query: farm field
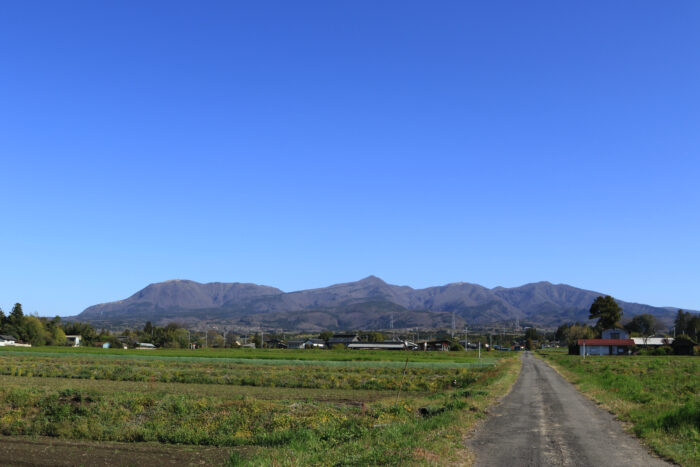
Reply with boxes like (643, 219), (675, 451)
(538, 351), (699, 467)
(0, 347), (521, 465)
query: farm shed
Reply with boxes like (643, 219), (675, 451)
(0, 334), (17, 346)
(631, 337), (674, 347)
(65, 335), (82, 347)
(577, 338), (635, 355)
(418, 340), (451, 351)
(135, 342), (156, 349)
(347, 341), (411, 350)
(327, 334), (360, 347)
(286, 339), (325, 349)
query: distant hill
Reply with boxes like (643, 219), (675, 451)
(72, 276), (687, 331)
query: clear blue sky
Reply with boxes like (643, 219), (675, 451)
(1, 1), (699, 317)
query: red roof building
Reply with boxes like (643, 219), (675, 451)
(577, 338), (634, 356)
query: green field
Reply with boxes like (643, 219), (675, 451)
(538, 352), (699, 467)
(0, 347), (520, 465)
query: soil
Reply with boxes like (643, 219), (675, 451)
(0, 436), (237, 466)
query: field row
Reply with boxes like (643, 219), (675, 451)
(0, 354), (488, 391)
(0, 346), (501, 362)
(0, 355), (522, 465)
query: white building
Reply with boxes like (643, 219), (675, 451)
(66, 335), (82, 347)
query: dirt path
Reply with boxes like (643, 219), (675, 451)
(0, 436), (235, 466)
(466, 352), (670, 467)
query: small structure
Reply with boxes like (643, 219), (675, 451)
(327, 334), (360, 348)
(65, 335), (82, 347)
(93, 342), (110, 349)
(631, 337), (674, 347)
(0, 335), (17, 346)
(135, 342), (156, 349)
(418, 340), (451, 351)
(347, 340), (417, 351)
(264, 338), (286, 349)
(578, 329), (634, 356)
(285, 338), (325, 349)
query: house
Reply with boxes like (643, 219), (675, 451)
(93, 342), (110, 349)
(285, 339), (325, 349)
(0, 335), (16, 346)
(327, 334), (360, 347)
(578, 328), (634, 356)
(416, 340), (451, 351)
(135, 342), (156, 349)
(264, 338), (286, 349)
(347, 340), (417, 351)
(65, 335), (82, 347)
(631, 337), (674, 347)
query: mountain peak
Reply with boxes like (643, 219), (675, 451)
(358, 275), (386, 284)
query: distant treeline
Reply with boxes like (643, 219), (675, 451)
(0, 303), (194, 348)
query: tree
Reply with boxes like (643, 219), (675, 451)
(319, 331), (334, 341)
(253, 333), (262, 348)
(524, 328), (539, 341)
(671, 334), (697, 356)
(625, 314), (657, 346)
(589, 296), (623, 331)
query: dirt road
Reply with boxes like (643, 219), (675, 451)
(467, 352), (670, 467)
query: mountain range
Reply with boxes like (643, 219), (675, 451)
(72, 276), (688, 332)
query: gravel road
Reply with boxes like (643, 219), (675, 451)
(467, 352), (671, 467)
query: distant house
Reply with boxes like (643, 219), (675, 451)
(347, 340), (417, 351)
(65, 335), (82, 347)
(285, 339), (325, 349)
(264, 338), (286, 349)
(135, 342), (156, 349)
(418, 340), (451, 351)
(93, 342), (110, 349)
(327, 334), (360, 347)
(0, 335), (16, 346)
(578, 328), (634, 356)
(631, 337), (674, 347)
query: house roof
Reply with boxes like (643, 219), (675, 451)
(347, 342), (406, 349)
(631, 337), (674, 346)
(0, 335), (16, 341)
(328, 335), (359, 343)
(577, 339), (635, 346)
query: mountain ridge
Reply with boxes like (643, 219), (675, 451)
(72, 276), (691, 331)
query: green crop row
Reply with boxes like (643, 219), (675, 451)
(0, 354), (489, 392)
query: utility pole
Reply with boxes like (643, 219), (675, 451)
(451, 312), (455, 338)
(464, 325), (468, 351)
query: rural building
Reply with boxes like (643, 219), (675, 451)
(327, 334), (360, 347)
(264, 338), (286, 349)
(135, 342), (156, 349)
(578, 328), (634, 355)
(347, 340), (418, 350)
(285, 339), (325, 349)
(65, 335), (82, 347)
(0, 335), (17, 346)
(93, 342), (110, 348)
(631, 337), (674, 347)
(418, 340), (451, 351)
